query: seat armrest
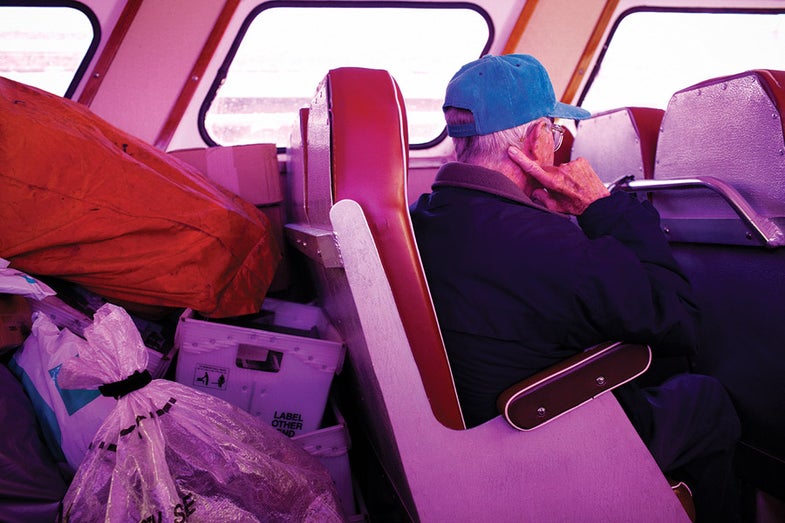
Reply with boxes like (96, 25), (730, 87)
(497, 341), (652, 430)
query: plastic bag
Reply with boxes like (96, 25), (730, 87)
(58, 303), (344, 523)
(8, 312), (116, 475)
(0, 257), (55, 300)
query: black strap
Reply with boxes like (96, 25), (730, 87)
(99, 369), (152, 399)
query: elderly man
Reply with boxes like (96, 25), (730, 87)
(410, 54), (741, 522)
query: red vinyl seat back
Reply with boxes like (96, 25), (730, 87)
(554, 125), (574, 166)
(324, 67), (465, 429)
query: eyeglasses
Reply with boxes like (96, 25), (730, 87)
(550, 122), (566, 151)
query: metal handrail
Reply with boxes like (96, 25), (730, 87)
(613, 176), (785, 247)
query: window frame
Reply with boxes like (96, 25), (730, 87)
(0, 0), (100, 98)
(578, 6), (785, 112)
(198, 0), (493, 151)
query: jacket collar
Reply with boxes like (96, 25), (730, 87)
(432, 162), (558, 214)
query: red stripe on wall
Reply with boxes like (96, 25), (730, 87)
(153, 0), (240, 150)
(78, 0), (143, 107)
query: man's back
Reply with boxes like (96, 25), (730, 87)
(411, 161), (699, 426)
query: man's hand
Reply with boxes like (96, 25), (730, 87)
(508, 144), (609, 215)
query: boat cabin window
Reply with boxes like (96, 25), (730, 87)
(200, 3), (491, 149)
(0, 2), (97, 98)
(581, 9), (785, 112)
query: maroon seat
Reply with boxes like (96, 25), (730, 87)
(285, 66), (691, 522)
(572, 106), (664, 184)
(653, 69), (785, 228)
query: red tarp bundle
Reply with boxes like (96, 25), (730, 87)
(0, 77), (280, 318)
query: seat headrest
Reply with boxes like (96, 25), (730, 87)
(655, 70), (785, 218)
(572, 107), (664, 183)
(317, 67), (466, 429)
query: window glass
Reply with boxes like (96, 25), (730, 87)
(0, 4), (95, 97)
(581, 10), (785, 112)
(202, 4), (490, 148)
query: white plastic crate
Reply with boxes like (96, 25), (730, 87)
(293, 401), (362, 520)
(174, 298), (345, 436)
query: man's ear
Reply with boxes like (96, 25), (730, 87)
(521, 119), (555, 167)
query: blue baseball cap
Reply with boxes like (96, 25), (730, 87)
(444, 54), (591, 137)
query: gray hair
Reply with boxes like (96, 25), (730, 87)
(445, 107), (533, 167)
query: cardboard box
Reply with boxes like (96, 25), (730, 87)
(168, 143), (283, 206)
(257, 200), (291, 292)
(174, 298), (345, 436)
(169, 143), (291, 292)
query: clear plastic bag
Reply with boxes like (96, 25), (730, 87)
(58, 303), (344, 522)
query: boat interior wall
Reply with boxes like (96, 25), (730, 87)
(158, 0), (530, 154)
(70, 0), (603, 154)
(504, 0), (609, 102)
(68, 1), (128, 103)
(84, 0), (227, 145)
(572, 106), (664, 184)
(286, 66), (691, 521)
(76, 1), (140, 107)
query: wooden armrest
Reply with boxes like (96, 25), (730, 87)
(497, 341), (652, 430)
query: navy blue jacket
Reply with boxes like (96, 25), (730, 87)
(410, 162), (700, 428)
